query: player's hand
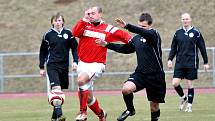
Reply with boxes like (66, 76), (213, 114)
(204, 64), (209, 72)
(83, 9), (91, 22)
(72, 62), (78, 71)
(40, 69), (46, 77)
(167, 60), (173, 69)
(115, 18), (126, 28)
(95, 39), (108, 47)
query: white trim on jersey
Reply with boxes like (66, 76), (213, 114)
(110, 27), (118, 33)
(105, 25), (113, 32)
(83, 30), (106, 40)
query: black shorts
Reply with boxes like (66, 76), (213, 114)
(173, 68), (197, 80)
(46, 65), (69, 89)
(127, 72), (166, 103)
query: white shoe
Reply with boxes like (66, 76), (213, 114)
(185, 105), (192, 112)
(75, 111), (87, 121)
(179, 97), (188, 111)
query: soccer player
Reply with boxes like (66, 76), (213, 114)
(39, 13), (78, 121)
(95, 13), (166, 121)
(72, 6), (131, 121)
(167, 13), (209, 112)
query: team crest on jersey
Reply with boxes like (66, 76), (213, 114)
(63, 33), (68, 39)
(189, 32), (194, 38)
(140, 38), (146, 43)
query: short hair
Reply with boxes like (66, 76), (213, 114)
(51, 12), (65, 25)
(91, 6), (102, 13)
(139, 13), (153, 25)
(96, 6), (102, 13)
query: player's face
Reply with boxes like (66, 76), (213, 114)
(52, 16), (64, 30)
(138, 21), (151, 30)
(181, 14), (192, 27)
(88, 7), (101, 23)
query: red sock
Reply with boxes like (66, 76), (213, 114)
(78, 90), (89, 112)
(88, 99), (102, 115)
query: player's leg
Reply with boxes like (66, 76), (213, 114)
(75, 72), (90, 121)
(184, 79), (194, 112)
(172, 68), (187, 110)
(184, 68), (197, 112)
(47, 66), (65, 121)
(172, 78), (187, 110)
(88, 90), (107, 121)
(87, 63), (107, 121)
(117, 78), (136, 121)
(146, 72), (165, 121)
(150, 102), (160, 121)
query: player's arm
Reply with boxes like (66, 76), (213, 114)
(168, 33), (177, 61)
(167, 34), (178, 69)
(39, 34), (49, 70)
(72, 9), (90, 37)
(196, 32), (208, 64)
(115, 18), (155, 44)
(107, 29), (132, 44)
(69, 35), (79, 64)
(39, 34), (49, 76)
(72, 19), (88, 37)
(125, 24), (156, 42)
(95, 39), (135, 54)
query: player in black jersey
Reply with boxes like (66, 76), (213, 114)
(96, 13), (166, 121)
(167, 13), (209, 112)
(39, 13), (78, 121)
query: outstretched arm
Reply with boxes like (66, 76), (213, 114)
(95, 39), (135, 54)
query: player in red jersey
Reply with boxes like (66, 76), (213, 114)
(72, 6), (131, 121)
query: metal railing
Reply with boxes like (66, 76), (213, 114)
(0, 48), (215, 92)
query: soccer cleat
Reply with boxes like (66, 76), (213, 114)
(75, 111), (87, 121)
(184, 105), (192, 112)
(98, 109), (107, 121)
(179, 97), (188, 111)
(51, 115), (66, 121)
(117, 110), (135, 121)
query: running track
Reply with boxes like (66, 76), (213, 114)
(0, 88), (215, 99)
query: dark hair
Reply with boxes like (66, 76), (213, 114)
(139, 13), (153, 25)
(51, 12), (65, 26)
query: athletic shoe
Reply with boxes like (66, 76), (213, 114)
(75, 111), (87, 121)
(51, 115), (66, 121)
(98, 109), (107, 121)
(117, 110), (135, 121)
(179, 97), (188, 111)
(184, 105), (192, 112)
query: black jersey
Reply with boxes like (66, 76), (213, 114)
(39, 28), (78, 69)
(106, 24), (164, 74)
(168, 26), (208, 69)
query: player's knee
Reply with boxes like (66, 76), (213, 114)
(150, 101), (159, 112)
(122, 86), (132, 94)
(77, 79), (87, 86)
(172, 79), (180, 87)
(77, 73), (90, 86)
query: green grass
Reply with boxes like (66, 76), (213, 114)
(1, 93), (215, 121)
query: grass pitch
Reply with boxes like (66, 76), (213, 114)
(1, 92), (215, 121)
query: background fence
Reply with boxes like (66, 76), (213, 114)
(0, 48), (215, 93)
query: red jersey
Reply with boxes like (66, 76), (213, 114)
(72, 19), (131, 64)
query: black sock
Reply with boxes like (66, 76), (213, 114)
(52, 106), (62, 119)
(174, 85), (185, 97)
(188, 88), (194, 104)
(151, 109), (160, 121)
(123, 93), (135, 111)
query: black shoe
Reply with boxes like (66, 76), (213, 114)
(117, 110), (135, 121)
